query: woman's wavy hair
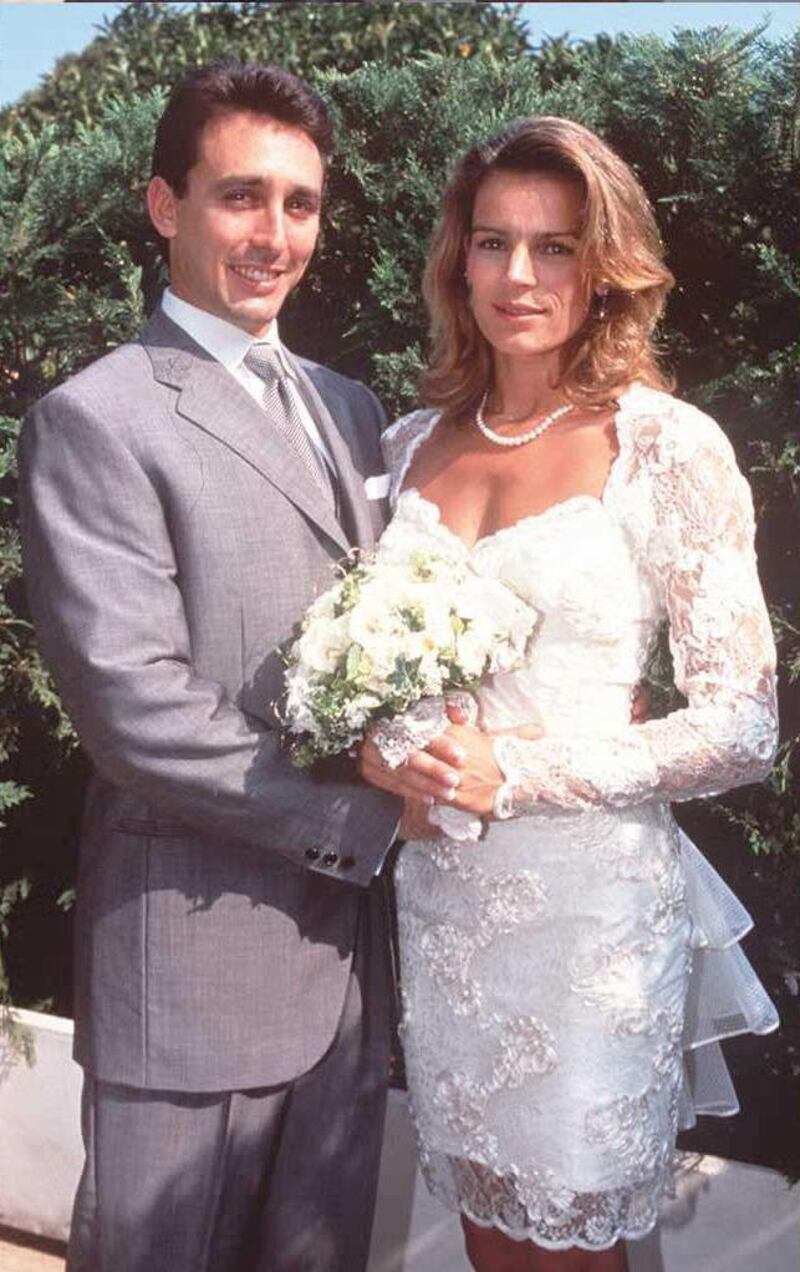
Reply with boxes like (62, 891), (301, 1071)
(421, 116), (675, 419)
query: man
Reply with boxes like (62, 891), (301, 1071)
(18, 62), (453, 1272)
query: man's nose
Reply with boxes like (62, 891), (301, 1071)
(506, 245), (537, 285)
(251, 202), (287, 253)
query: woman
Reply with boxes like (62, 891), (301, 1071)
(360, 117), (779, 1271)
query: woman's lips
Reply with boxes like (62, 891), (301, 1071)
(493, 302), (547, 319)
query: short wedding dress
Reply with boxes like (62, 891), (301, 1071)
(381, 383), (779, 1250)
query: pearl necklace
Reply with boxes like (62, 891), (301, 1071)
(474, 391), (573, 447)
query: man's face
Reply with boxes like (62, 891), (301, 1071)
(148, 109), (324, 336)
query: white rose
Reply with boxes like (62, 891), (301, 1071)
(296, 613), (350, 675)
(347, 584), (402, 653)
(455, 629), (490, 679)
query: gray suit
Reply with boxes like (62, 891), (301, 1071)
(19, 306), (401, 1269)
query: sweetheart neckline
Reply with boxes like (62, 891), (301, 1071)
(391, 397), (628, 553)
(395, 488), (607, 553)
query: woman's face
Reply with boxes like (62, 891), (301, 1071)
(465, 168), (592, 366)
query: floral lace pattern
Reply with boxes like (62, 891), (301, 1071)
(384, 386), (779, 1249)
(486, 389), (778, 816)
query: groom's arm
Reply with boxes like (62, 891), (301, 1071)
(18, 386), (401, 887)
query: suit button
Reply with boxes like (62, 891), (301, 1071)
(322, 851), (339, 867)
(339, 855), (355, 871)
(305, 847), (321, 862)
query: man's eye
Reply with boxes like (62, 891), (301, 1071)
(225, 190), (252, 205)
(288, 197), (317, 214)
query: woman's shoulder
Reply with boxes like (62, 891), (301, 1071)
(617, 382), (736, 470)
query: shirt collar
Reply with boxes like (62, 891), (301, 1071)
(161, 288), (298, 381)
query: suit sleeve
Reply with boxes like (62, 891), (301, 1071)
(18, 389), (401, 886)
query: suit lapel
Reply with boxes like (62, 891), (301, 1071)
(291, 357), (378, 554)
(141, 309), (350, 556)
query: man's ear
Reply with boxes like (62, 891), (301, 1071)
(147, 176), (179, 241)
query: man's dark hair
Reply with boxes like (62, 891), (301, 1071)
(152, 61), (335, 194)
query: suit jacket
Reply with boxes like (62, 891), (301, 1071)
(18, 306), (401, 1092)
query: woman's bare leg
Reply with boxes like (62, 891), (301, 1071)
(461, 1215), (630, 1272)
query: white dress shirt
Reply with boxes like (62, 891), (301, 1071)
(161, 289), (335, 470)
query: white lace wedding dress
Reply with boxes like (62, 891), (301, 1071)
(381, 383), (779, 1250)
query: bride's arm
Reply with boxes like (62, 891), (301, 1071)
(438, 408), (778, 818)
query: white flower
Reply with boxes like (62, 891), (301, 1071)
(454, 628), (490, 678)
(294, 613), (350, 675)
(284, 670), (317, 733)
(343, 692), (382, 730)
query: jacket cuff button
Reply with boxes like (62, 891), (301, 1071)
(305, 847), (321, 862)
(322, 851), (339, 867)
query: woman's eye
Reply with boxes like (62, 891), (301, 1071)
(475, 237), (505, 251)
(542, 242), (573, 256)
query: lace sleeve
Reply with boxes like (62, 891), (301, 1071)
(493, 406), (778, 817)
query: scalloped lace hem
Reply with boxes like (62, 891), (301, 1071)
(454, 1204), (656, 1252)
(421, 1154), (668, 1251)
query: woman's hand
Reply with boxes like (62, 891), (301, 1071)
(357, 731), (466, 801)
(422, 723), (502, 816)
(359, 704), (546, 816)
(360, 686), (647, 815)
(422, 704), (546, 817)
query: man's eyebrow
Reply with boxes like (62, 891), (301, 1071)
(213, 175), (322, 203)
(214, 175), (262, 189)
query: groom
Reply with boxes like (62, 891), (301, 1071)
(19, 62), (454, 1272)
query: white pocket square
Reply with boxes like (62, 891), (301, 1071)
(365, 473), (391, 499)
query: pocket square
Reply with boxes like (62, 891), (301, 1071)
(365, 473), (391, 499)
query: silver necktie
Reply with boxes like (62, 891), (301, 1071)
(244, 344), (335, 505)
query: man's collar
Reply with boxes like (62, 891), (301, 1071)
(160, 288), (297, 381)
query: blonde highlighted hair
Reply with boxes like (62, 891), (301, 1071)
(421, 116), (674, 419)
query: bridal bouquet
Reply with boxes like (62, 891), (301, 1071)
(283, 541), (537, 781)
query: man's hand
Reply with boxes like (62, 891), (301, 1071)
(399, 797), (439, 842)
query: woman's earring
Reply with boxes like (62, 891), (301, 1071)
(596, 289), (609, 321)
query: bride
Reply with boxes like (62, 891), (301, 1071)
(360, 116), (778, 1271)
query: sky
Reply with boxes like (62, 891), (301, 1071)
(0, 2), (798, 109)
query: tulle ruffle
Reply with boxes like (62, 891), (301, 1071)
(676, 829), (779, 1129)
